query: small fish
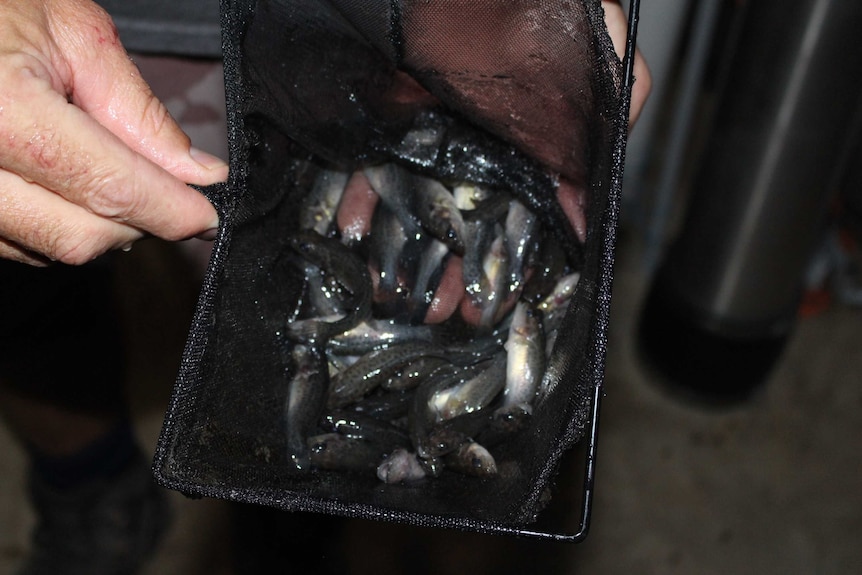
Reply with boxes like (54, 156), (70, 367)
(307, 433), (391, 472)
(377, 448), (428, 484)
(429, 354), (506, 422)
(320, 410), (410, 448)
(537, 272), (580, 315)
(409, 174), (465, 255)
(407, 238), (450, 324)
(350, 389), (415, 420)
(502, 301), (545, 413)
(462, 218), (497, 301)
(504, 199), (539, 293)
(387, 108), (584, 269)
(286, 230), (372, 344)
(538, 271), (581, 354)
(420, 426), (470, 459)
(366, 164), (466, 255)
(477, 232), (510, 331)
(302, 264), (345, 318)
(327, 341), (449, 409)
(326, 351), (357, 379)
(409, 362), (485, 459)
(489, 403), (532, 439)
(418, 455), (445, 478)
(443, 441), (498, 477)
(327, 318), (436, 356)
(424, 400), (529, 457)
(284, 344), (329, 472)
(452, 182), (494, 211)
(300, 169), (349, 236)
(380, 356), (450, 392)
(370, 204), (409, 316)
(364, 164), (421, 237)
(466, 191), (512, 222)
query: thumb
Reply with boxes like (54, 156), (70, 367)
(47, 0), (228, 186)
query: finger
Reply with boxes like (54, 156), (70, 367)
(46, 0), (228, 186)
(0, 169), (142, 265)
(424, 255), (464, 324)
(629, 49), (652, 127)
(557, 178), (588, 244)
(0, 54), (218, 241)
(601, 0), (652, 128)
(0, 238), (51, 267)
(337, 171), (379, 244)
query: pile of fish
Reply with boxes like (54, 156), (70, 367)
(281, 162), (581, 483)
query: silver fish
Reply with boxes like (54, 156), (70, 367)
(307, 433), (390, 472)
(538, 271), (581, 355)
(284, 344), (329, 472)
(453, 182), (493, 211)
(502, 301), (545, 413)
(478, 232), (510, 331)
(490, 403), (532, 437)
(370, 203), (409, 316)
(504, 199), (539, 293)
(462, 218), (497, 301)
(420, 426), (470, 458)
(429, 354), (506, 422)
(286, 230), (372, 344)
(364, 164), (421, 237)
(302, 264), (345, 318)
(407, 238), (450, 324)
(327, 341), (448, 409)
(320, 411), (410, 448)
(380, 356), (450, 392)
(388, 108), (584, 269)
(328, 318), (436, 356)
(410, 174), (465, 255)
(409, 362), (485, 459)
(365, 164), (465, 255)
(538, 272), (580, 323)
(350, 388), (414, 420)
(443, 441), (497, 477)
(300, 169), (349, 236)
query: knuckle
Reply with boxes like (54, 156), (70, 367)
(0, 52), (55, 91)
(77, 161), (146, 222)
(0, 52), (56, 144)
(49, 227), (109, 265)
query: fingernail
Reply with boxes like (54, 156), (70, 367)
(190, 147), (229, 171)
(197, 226), (219, 241)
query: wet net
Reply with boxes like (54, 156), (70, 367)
(153, 0), (634, 534)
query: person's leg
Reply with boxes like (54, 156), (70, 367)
(0, 54), (228, 575)
(0, 257), (171, 575)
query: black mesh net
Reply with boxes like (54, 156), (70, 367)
(154, 0), (632, 534)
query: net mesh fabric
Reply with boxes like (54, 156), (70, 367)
(154, 0), (628, 531)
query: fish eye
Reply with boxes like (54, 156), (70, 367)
(291, 239), (312, 254)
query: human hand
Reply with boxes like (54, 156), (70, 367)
(0, 0), (228, 266)
(602, 0), (651, 128)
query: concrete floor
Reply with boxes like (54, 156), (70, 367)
(1, 227), (859, 574)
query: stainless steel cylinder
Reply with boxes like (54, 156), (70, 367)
(640, 0), (862, 400)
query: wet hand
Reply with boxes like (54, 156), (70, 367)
(0, 0), (228, 266)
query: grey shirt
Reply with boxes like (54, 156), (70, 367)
(97, 0), (222, 58)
